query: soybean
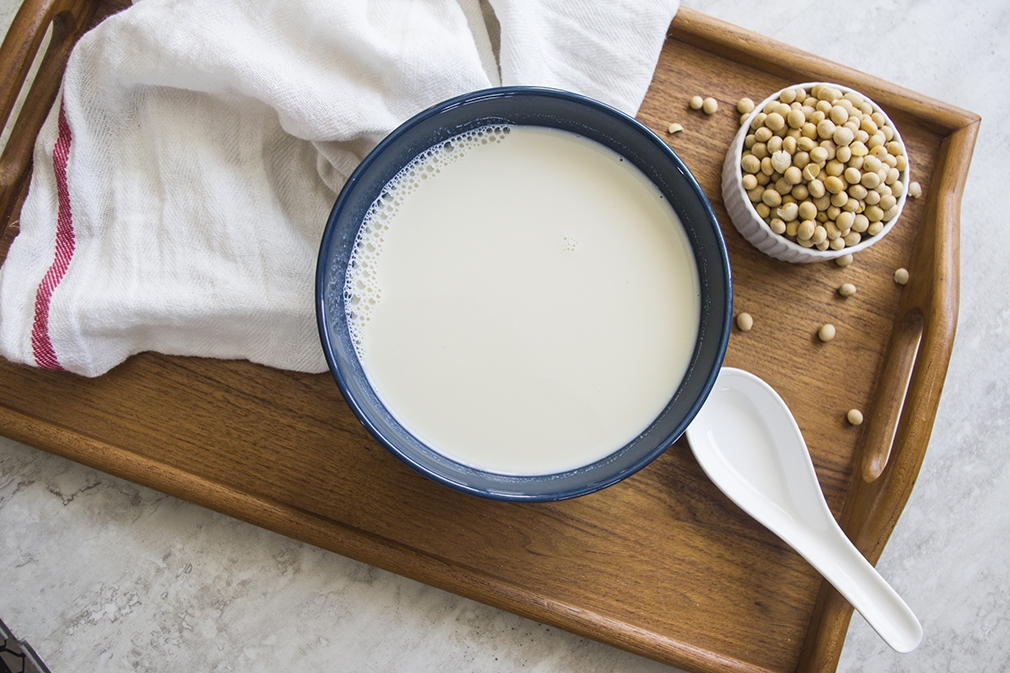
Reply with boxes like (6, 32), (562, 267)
(771, 150), (792, 174)
(765, 112), (785, 131)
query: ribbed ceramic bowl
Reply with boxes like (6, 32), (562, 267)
(722, 82), (910, 263)
(316, 87), (732, 502)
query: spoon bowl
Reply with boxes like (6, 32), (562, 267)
(685, 367), (922, 653)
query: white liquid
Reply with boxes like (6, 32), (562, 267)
(345, 125), (700, 476)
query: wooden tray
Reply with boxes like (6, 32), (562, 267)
(0, 2), (979, 671)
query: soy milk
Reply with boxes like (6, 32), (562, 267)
(345, 125), (700, 475)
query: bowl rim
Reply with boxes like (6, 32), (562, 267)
(315, 86), (732, 501)
(725, 82), (910, 262)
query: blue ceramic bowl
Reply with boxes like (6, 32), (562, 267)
(316, 87), (731, 501)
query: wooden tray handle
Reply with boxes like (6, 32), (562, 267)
(848, 122), (972, 561)
(0, 0), (99, 230)
(859, 124), (966, 489)
(861, 308), (924, 482)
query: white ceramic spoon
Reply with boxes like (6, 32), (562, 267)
(685, 367), (922, 653)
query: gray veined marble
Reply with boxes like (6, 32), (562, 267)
(3, 0), (1009, 671)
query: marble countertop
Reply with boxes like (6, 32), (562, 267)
(2, 1), (1006, 671)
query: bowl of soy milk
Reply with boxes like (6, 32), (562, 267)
(316, 87), (731, 501)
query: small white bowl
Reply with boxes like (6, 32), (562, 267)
(722, 82), (910, 263)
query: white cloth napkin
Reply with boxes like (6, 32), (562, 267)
(0, 0), (679, 377)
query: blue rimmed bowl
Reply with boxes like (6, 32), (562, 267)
(316, 87), (731, 501)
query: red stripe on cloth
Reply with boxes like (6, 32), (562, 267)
(30, 102), (76, 370)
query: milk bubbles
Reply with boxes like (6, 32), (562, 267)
(343, 125), (511, 355)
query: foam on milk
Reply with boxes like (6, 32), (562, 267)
(344, 125), (512, 347)
(344, 125), (700, 476)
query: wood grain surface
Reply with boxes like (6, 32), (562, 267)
(0, 2), (979, 672)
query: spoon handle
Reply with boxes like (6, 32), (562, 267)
(795, 522), (922, 653)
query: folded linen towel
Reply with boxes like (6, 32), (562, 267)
(0, 0), (679, 377)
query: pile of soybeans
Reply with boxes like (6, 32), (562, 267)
(739, 83), (908, 251)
